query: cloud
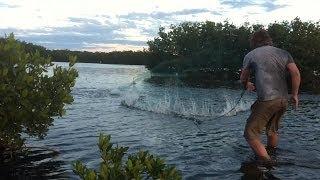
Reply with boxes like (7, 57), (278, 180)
(82, 43), (147, 52)
(261, 1), (288, 12)
(68, 17), (102, 25)
(0, 17), (147, 51)
(220, 0), (256, 9)
(220, 0), (288, 12)
(117, 8), (223, 37)
(119, 8), (222, 20)
(0, 2), (20, 8)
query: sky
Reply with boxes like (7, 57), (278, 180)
(0, 0), (319, 52)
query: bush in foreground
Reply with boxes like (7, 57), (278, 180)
(73, 134), (181, 180)
(0, 34), (78, 160)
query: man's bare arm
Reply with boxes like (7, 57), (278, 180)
(240, 68), (255, 91)
(287, 63), (301, 95)
(240, 69), (250, 86)
(287, 63), (301, 108)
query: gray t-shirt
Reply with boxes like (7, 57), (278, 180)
(243, 45), (294, 101)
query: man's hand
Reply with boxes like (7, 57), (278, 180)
(291, 94), (299, 109)
(246, 82), (256, 92)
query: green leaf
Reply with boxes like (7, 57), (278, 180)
(85, 170), (97, 180)
(26, 76), (33, 83)
(127, 159), (133, 170)
(2, 68), (8, 76)
(21, 89), (28, 98)
(68, 55), (77, 67)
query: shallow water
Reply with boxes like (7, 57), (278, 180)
(17, 63), (320, 179)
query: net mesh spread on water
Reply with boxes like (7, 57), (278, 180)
(108, 61), (254, 124)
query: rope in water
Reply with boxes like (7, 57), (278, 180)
(191, 89), (246, 134)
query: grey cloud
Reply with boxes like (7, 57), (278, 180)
(211, 11), (223, 16)
(68, 17), (102, 25)
(221, 0), (256, 8)
(261, 1), (288, 12)
(14, 33), (145, 50)
(119, 8), (222, 20)
(220, 0), (288, 12)
(0, 18), (146, 50)
(167, 8), (221, 16)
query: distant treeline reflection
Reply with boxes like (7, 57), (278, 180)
(2, 17), (319, 93)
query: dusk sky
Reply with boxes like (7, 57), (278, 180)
(0, 0), (319, 52)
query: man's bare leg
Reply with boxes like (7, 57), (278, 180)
(267, 132), (278, 148)
(247, 138), (271, 161)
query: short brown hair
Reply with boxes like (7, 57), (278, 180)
(250, 29), (273, 49)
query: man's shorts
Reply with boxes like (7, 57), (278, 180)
(244, 98), (288, 140)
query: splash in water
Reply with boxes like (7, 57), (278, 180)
(222, 95), (253, 116)
(120, 90), (253, 120)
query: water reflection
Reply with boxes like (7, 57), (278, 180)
(240, 161), (280, 180)
(0, 147), (68, 179)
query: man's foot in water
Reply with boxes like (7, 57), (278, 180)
(256, 156), (277, 169)
(266, 146), (277, 156)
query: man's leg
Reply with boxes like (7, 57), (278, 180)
(265, 100), (287, 157)
(267, 132), (278, 148)
(246, 138), (271, 161)
(244, 121), (272, 161)
(244, 100), (274, 161)
(266, 101), (287, 149)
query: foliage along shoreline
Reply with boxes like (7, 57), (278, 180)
(1, 17), (319, 94)
(147, 18), (320, 94)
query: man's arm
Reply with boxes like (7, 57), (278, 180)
(240, 68), (255, 91)
(286, 63), (301, 108)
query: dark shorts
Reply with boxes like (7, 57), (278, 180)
(244, 98), (288, 140)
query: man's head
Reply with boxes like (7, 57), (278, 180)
(250, 29), (273, 49)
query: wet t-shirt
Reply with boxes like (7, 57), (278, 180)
(243, 45), (294, 101)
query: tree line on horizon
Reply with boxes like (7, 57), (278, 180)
(0, 37), (156, 65)
(1, 17), (319, 93)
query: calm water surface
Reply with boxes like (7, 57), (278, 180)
(24, 63), (320, 179)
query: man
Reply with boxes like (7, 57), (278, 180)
(240, 29), (301, 163)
